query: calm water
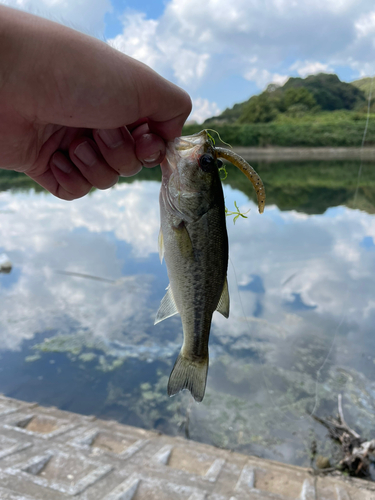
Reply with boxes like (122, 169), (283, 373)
(0, 159), (375, 467)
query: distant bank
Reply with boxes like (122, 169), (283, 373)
(231, 146), (375, 161)
(182, 120), (375, 149)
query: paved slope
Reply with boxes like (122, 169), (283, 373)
(0, 395), (374, 499)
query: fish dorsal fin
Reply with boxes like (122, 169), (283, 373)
(154, 285), (179, 324)
(216, 277), (230, 318)
(158, 228), (164, 263)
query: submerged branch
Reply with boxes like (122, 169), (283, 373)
(312, 394), (375, 479)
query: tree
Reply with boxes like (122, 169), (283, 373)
(283, 73), (365, 110)
(284, 87), (316, 109)
(238, 94), (278, 123)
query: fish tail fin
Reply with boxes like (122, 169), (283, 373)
(167, 353), (208, 403)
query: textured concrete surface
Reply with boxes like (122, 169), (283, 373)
(0, 395), (374, 499)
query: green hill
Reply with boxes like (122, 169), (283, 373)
(351, 77), (374, 99)
(206, 73), (368, 125)
(282, 73), (365, 111)
(196, 73), (375, 147)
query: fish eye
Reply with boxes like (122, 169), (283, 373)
(199, 154), (215, 172)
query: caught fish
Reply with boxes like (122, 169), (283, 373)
(155, 130), (265, 402)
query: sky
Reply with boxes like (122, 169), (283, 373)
(1, 0), (375, 122)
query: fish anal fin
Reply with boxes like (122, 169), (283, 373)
(158, 228), (164, 263)
(167, 353), (208, 402)
(154, 285), (178, 324)
(216, 277), (230, 318)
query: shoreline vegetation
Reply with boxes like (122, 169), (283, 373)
(231, 146), (375, 160)
(182, 117), (375, 148)
(183, 73), (375, 148)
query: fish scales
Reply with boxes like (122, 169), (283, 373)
(161, 197), (228, 360)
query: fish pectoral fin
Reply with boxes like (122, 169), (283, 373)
(154, 284), (179, 324)
(168, 353), (208, 403)
(158, 228), (164, 263)
(173, 221), (194, 261)
(216, 277), (230, 318)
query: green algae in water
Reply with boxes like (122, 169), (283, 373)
(25, 354), (41, 363)
(78, 352), (97, 362)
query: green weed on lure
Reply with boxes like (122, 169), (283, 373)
(205, 129), (266, 214)
(156, 130), (265, 402)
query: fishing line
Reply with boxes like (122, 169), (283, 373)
(353, 77), (373, 207)
(309, 302), (348, 417)
(229, 256), (290, 419)
(229, 81), (374, 423)
(307, 78), (374, 417)
(230, 255), (312, 422)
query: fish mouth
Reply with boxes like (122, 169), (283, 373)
(160, 130), (266, 213)
(175, 130), (208, 152)
(161, 130), (210, 179)
(174, 130), (210, 162)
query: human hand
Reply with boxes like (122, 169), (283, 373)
(0, 6), (191, 200)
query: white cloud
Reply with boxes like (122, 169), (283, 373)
(272, 74), (290, 86)
(290, 61), (334, 78)
(222, 189), (375, 330)
(355, 9), (375, 37)
(0, 182), (164, 351)
(1, 182), (160, 258)
(109, 12), (160, 70)
(108, 9), (210, 87)
(106, 0), (375, 100)
(189, 98), (221, 124)
(172, 52), (210, 85)
(244, 68), (289, 89)
(333, 239), (361, 263)
(3, 0), (375, 117)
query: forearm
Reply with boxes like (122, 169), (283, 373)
(0, 6), (188, 131)
(0, 6), (137, 125)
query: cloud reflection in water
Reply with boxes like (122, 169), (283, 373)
(0, 177), (375, 465)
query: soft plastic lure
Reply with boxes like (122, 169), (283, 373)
(215, 147), (266, 213)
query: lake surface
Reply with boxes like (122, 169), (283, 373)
(0, 158), (375, 467)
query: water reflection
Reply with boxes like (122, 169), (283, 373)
(0, 159), (375, 467)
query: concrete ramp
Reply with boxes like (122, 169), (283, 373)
(0, 394), (374, 499)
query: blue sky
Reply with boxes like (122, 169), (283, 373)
(2, 0), (375, 122)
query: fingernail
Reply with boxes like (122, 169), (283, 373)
(143, 152), (161, 164)
(52, 153), (72, 173)
(74, 142), (97, 166)
(98, 128), (124, 149)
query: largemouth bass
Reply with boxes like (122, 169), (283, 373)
(155, 130), (265, 402)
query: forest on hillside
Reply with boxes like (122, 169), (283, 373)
(206, 73), (371, 124)
(182, 74), (375, 147)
